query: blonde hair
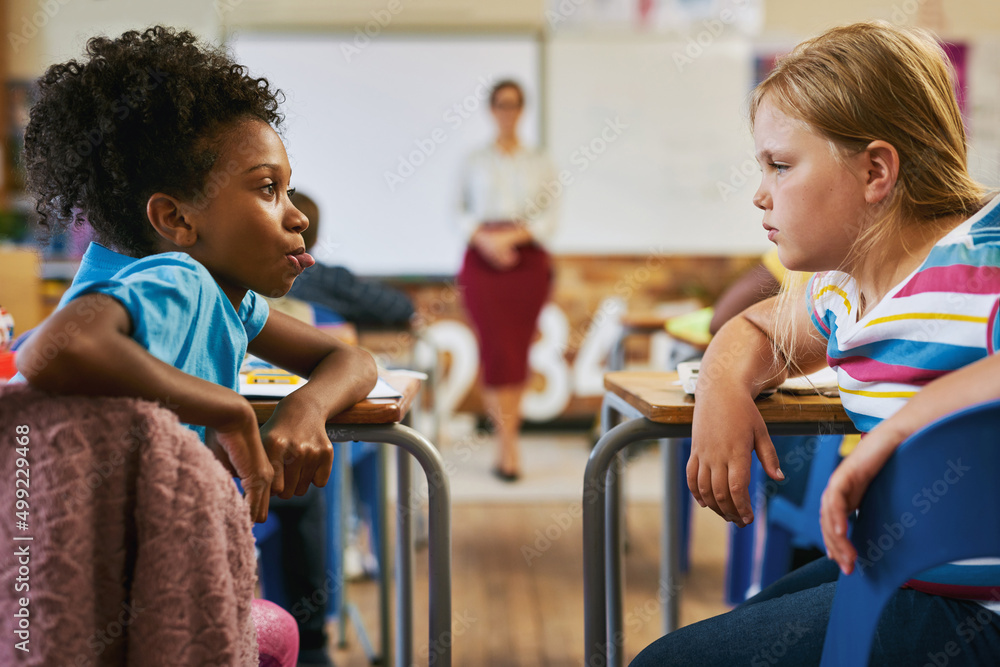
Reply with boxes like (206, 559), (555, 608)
(749, 21), (985, 372)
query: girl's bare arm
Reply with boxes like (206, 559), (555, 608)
(248, 310), (377, 498)
(821, 351), (1000, 573)
(688, 293), (829, 526)
(16, 293), (274, 522)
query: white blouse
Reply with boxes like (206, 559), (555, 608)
(456, 144), (560, 246)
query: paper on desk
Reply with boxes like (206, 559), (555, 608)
(778, 366), (840, 396)
(676, 362), (839, 397)
(369, 377), (404, 398)
(239, 375), (403, 400)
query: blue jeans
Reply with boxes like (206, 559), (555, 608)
(630, 558), (1000, 666)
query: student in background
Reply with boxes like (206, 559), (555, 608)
(456, 79), (559, 481)
(288, 191), (415, 328)
(707, 248), (783, 335)
(634, 22), (1000, 665)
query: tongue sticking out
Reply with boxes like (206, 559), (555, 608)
(294, 252), (316, 270)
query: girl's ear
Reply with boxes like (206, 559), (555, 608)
(146, 194), (197, 248)
(862, 140), (900, 206)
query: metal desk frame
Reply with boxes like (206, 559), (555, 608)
(327, 422), (452, 667)
(584, 391), (856, 667)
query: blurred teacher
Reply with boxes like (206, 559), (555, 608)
(456, 79), (559, 482)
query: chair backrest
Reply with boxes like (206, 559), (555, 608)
(769, 434), (843, 550)
(0, 384), (261, 665)
(820, 399), (1000, 666)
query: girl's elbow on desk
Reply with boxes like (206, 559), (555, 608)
(308, 345), (377, 405)
(353, 346), (379, 398)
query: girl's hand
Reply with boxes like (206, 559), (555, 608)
(818, 353), (1000, 574)
(247, 311), (375, 499)
(207, 404), (274, 523)
(687, 293), (827, 528)
(259, 404), (334, 500)
(820, 426), (901, 575)
(687, 388), (784, 528)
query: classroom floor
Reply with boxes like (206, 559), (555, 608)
(327, 425), (732, 667)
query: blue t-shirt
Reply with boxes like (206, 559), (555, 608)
(13, 242), (269, 439)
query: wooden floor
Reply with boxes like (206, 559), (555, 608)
(329, 501), (731, 666)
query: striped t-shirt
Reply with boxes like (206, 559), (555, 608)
(809, 193), (1000, 602)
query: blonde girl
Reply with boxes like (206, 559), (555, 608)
(634, 21), (1000, 666)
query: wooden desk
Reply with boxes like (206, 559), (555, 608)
(605, 371), (853, 426)
(609, 312), (670, 371)
(585, 371), (858, 667)
(252, 373), (420, 425)
(610, 312), (710, 372)
(620, 311), (671, 331)
(253, 372), (451, 667)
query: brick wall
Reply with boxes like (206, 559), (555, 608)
(361, 253), (760, 421)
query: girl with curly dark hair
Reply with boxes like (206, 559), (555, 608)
(12, 26), (377, 524)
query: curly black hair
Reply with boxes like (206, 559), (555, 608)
(23, 26), (284, 257)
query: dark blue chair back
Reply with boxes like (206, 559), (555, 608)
(820, 399), (1000, 666)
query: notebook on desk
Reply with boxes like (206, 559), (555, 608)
(238, 375), (402, 400)
(238, 356), (403, 400)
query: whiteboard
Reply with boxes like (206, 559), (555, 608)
(545, 34), (770, 256)
(230, 33), (540, 275)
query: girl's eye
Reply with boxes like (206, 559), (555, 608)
(770, 162), (789, 174)
(261, 183), (276, 196)
(287, 187), (296, 198)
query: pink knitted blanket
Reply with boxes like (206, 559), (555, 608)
(0, 384), (258, 665)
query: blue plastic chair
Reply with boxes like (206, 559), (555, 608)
(820, 399), (1000, 666)
(725, 459), (765, 604)
(726, 435), (842, 604)
(760, 435), (842, 581)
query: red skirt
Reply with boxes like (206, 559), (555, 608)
(457, 243), (552, 387)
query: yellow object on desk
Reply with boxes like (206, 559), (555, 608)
(664, 306), (714, 348)
(245, 369), (300, 385)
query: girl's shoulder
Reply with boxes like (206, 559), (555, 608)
(111, 251), (215, 288)
(115, 250), (206, 274)
(807, 270), (859, 331)
(920, 196), (1000, 279)
(64, 244), (215, 308)
(937, 193), (1000, 249)
(63, 250), (221, 317)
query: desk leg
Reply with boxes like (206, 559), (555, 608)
(584, 418), (688, 667)
(330, 423), (452, 667)
(602, 399), (626, 667)
(395, 448), (414, 667)
(338, 442), (351, 649)
(661, 439), (680, 635)
(326, 441), (382, 662)
(606, 452), (626, 667)
(378, 444), (392, 665)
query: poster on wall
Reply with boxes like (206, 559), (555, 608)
(546, 0), (763, 35)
